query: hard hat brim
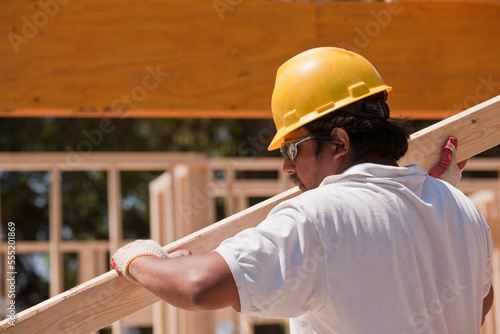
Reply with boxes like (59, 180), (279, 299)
(267, 85), (392, 151)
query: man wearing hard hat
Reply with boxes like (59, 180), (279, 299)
(112, 47), (493, 333)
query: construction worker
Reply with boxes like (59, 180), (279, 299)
(111, 47), (493, 333)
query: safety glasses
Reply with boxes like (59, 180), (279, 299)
(280, 135), (316, 161)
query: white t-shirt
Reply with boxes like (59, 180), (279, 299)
(215, 163), (493, 334)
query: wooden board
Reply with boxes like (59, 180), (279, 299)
(1, 1), (500, 119)
(0, 0), (315, 114)
(1, 95), (500, 333)
(398, 95), (500, 171)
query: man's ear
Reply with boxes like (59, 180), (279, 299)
(329, 128), (351, 160)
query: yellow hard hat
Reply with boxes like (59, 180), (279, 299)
(268, 47), (392, 151)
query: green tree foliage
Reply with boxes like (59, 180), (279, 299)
(0, 118), (260, 154)
(1, 171), (49, 241)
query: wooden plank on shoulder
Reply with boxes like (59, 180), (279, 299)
(1, 95), (500, 333)
(398, 95), (500, 171)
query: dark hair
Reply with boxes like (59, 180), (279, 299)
(304, 92), (412, 161)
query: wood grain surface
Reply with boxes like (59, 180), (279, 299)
(1, 1), (499, 119)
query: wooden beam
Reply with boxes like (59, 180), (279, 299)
(1, 95), (500, 333)
(107, 167), (124, 334)
(0, 108), (273, 119)
(49, 168), (63, 297)
(0, 152), (206, 172)
(0, 108), (462, 120)
(398, 95), (500, 171)
(1, 1), (500, 118)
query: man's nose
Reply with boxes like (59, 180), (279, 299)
(282, 158), (295, 175)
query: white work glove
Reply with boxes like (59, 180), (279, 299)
(428, 137), (467, 187)
(110, 239), (191, 283)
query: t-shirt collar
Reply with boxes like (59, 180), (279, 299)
(320, 163), (426, 186)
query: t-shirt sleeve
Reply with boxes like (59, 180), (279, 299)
(214, 201), (328, 318)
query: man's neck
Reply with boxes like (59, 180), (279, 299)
(339, 155), (398, 173)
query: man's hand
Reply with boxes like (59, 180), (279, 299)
(110, 239), (191, 283)
(428, 137), (467, 187)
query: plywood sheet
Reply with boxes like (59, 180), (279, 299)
(0, 1), (499, 119)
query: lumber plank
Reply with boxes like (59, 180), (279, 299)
(0, 108), (464, 120)
(1, 95), (500, 333)
(398, 95), (500, 171)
